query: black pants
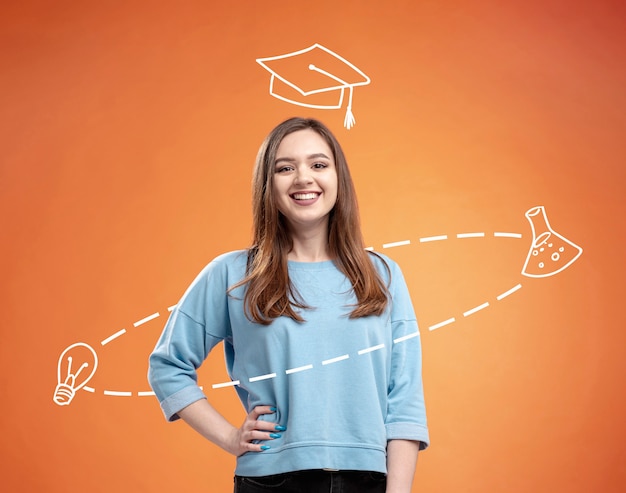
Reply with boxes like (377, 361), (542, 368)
(234, 470), (386, 493)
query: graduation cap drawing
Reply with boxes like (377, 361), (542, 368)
(256, 43), (371, 129)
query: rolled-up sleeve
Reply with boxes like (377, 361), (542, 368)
(385, 262), (430, 450)
(148, 258), (232, 421)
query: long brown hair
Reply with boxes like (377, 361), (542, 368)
(230, 117), (389, 325)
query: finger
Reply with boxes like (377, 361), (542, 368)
(249, 405), (276, 420)
(238, 441), (271, 455)
(238, 430), (276, 454)
(249, 418), (285, 432)
(245, 429), (282, 442)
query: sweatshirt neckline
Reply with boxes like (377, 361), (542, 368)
(287, 259), (337, 270)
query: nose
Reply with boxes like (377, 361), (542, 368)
(294, 167), (313, 185)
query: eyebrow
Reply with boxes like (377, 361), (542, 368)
(274, 153), (331, 165)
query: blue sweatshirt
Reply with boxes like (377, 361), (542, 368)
(148, 250), (429, 476)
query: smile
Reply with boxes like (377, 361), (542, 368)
(291, 192), (320, 200)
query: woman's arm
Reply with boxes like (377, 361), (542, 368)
(178, 399), (282, 456)
(386, 439), (420, 493)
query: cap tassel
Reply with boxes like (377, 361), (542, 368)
(344, 106), (355, 129)
(343, 86), (356, 129)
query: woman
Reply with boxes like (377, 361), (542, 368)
(148, 117), (429, 492)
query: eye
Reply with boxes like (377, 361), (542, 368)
(312, 162), (328, 169)
(275, 165), (294, 173)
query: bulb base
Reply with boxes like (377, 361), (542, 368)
(53, 383), (76, 406)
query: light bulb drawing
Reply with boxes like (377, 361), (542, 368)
(53, 342), (98, 406)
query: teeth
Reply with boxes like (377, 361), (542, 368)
(293, 193), (317, 200)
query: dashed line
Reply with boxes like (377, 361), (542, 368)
(429, 317), (456, 331)
(497, 284), (522, 300)
(91, 273), (524, 395)
(101, 329), (126, 346)
(383, 240), (411, 249)
(393, 332), (420, 344)
(322, 354), (350, 365)
(103, 390), (133, 397)
(134, 312), (160, 327)
(374, 230), (521, 249)
(420, 235), (448, 243)
(373, 231), (522, 248)
(286, 364), (313, 374)
(91, 276), (524, 396)
(249, 372), (277, 383)
(358, 343), (385, 355)
(463, 302), (490, 317)
(212, 380), (240, 389)
(365, 246), (374, 251)
(87, 226), (527, 398)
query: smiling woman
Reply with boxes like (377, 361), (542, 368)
(148, 117), (429, 492)
(272, 129), (339, 254)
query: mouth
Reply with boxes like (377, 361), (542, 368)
(291, 192), (320, 201)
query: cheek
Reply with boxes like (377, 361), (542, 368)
(329, 174), (339, 199)
(271, 177), (284, 199)
(327, 182), (339, 208)
(272, 181), (291, 212)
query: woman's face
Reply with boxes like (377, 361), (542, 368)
(272, 129), (338, 233)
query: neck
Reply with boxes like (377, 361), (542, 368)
(286, 223), (332, 262)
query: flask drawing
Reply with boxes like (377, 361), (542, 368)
(521, 206), (582, 278)
(53, 342), (98, 406)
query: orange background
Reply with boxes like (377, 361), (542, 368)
(1, 1), (625, 492)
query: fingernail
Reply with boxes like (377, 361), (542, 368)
(269, 433), (281, 439)
(261, 445), (271, 451)
(270, 406), (277, 412)
(275, 425), (286, 431)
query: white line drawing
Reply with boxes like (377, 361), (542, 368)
(497, 283), (522, 300)
(393, 332), (421, 344)
(420, 235), (448, 243)
(322, 354), (350, 365)
(249, 373), (277, 383)
(101, 328), (126, 346)
(103, 390), (132, 397)
(463, 302), (490, 317)
(53, 342), (98, 406)
(286, 364), (314, 375)
(212, 380), (241, 389)
(383, 240), (411, 249)
(358, 343), (386, 355)
(428, 317), (457, 331)
(60, 229), (526, 398)
(134, 312), (160, 327)
(56, 207), (579, 401)
(256, 43), (371, 129)
(521, 206), (583, 278)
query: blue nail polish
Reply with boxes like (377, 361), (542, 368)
(269, 433), (281, 439)
(275, 425), (286, 432)
(270, 406), (277, 412)
(261, 445), (271, 451)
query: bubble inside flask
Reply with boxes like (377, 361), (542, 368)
(521, 206), (582, 278)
